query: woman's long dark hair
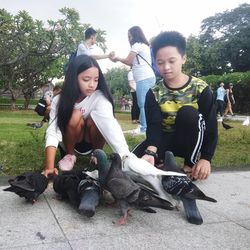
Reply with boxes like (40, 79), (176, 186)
(128, 26), (149, 46)
(57, 54), (114, 135)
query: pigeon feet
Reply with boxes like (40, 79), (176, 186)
(118, 214), (127, 225)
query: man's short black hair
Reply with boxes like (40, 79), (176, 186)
(85, 27), (97, 40)
(151, 31), (186, 58)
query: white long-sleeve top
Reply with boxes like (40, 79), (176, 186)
(45, 90), (130, 157)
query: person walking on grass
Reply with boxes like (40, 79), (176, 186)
(216, 82), (226, 121)
(127, 69), (140, 124)
(224, 83), (235, 117)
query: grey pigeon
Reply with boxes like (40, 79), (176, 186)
(91, 149), (140, 225)
(122, 153), (185, 206)
(26, 122), (43, 129)
(3, 171), (49, 203)
(91, 149), (174, 224)
(161, 151), (217, 225)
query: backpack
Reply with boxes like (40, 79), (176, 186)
(63, 49), (77, 74)
(136, 48), (161, 78)
(150, 48), (160, 77)
(34, 98), (47, 116)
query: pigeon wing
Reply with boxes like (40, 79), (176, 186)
(107, 177), (140, 201)
(183, 182), (217, 202)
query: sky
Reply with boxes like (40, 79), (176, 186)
(1, 0), (249, 71)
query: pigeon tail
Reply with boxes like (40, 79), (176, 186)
(184, 186), (217, 203)
(78, 189), (100, 217)
(136, 189), (175, 211)
(181, 197), (203, 225)
(3, 172), (48, 202)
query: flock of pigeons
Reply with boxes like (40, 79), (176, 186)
(4, 116), (249, 225)
(4, 149), (217, 226)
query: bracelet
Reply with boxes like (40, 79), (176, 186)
(144, 149), (158, 159)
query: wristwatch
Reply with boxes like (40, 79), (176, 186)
(144, 149), (158, 159)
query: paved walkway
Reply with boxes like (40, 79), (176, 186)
(1, 170), (250, 250)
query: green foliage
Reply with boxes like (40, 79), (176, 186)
(185, 3), (250, 76)
(105, 67), (130, 97)
(0, 8), (108, 106)
(184, 35), (202, 76)
(201, 71), (250, 113)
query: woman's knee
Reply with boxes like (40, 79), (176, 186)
(68, 109), (84, 128)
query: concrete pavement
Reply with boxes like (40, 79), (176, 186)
(1, 170), (250, 250)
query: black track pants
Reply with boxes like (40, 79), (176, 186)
(132, 106), (205, 167)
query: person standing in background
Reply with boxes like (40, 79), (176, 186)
(42, 85), (62, 123)
(216, 82), (226, 121)
(111, 26), (156, 134)
(224, 83), (235, 116)
(77, 27), (115, 60)
(128, 69), (140, 124)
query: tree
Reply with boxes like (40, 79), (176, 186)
(0, 8), (109, 108)
(105, 67), (129, 98)
(184, 35), (203, 76)
(198, 3), (250, 75)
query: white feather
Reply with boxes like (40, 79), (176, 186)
(122, 153), (186, 177)
(121, 153), (185, 205)
(242, 117), (249, 126)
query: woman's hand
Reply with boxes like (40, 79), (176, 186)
(42, 167), (58, 178)
(109, 56), (119, 62)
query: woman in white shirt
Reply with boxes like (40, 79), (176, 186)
(43, 55), (130, 177)
(112, 26), (156, 134)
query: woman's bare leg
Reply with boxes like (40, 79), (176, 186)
(64, 109), (85, 154)
(85, 118), (105, 149)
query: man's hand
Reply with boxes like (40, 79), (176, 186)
(109, 56), (119, 62)
(192, 159), (211, 180)
(108, 51), (115, 59)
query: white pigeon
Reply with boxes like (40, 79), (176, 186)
(121, 153), (186, 205)
(122, 153), (186, 177)
(242, 116), (249, 126)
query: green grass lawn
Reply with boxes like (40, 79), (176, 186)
(0, 110), (249, 176)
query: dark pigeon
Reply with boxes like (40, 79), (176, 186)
(53, 170), (101, 217)
(162, 151), (217, 225)
(77, 178), (100, 218)
(91, 149), (141, 225)
(222, 121), (233, 130)
(3, 171), (49, 203)
(91, 149), (175, 223)
(53, 170), (85, 206)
